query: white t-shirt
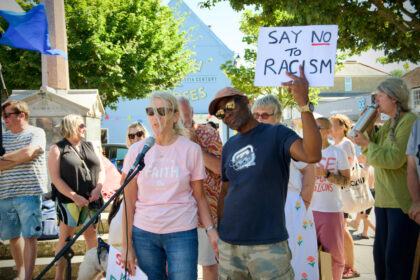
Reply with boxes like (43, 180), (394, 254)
(311, 145), (350, 212)
(288, 160), (307, 192)
(335, 137), (355, 168)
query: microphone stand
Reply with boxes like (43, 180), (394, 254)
(34, 159), (146, 280)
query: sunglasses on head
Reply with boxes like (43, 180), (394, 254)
(253, 112), (274, 120)
(215, 97), (241, 120)
(128, 131), (144, 139)
(145, 107), (174, 117)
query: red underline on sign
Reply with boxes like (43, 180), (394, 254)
(312, 43), (330, 46)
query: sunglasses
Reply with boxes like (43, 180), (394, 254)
(128, 131), (144, 139)
(145, 107), (174, 117)
(79, 123), (86, 129)
(215, 98), (239, 120)
(253, 112), (274, 120)
(2, 112), (19, 119)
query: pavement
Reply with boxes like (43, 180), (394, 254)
(350, 212), (376, 280)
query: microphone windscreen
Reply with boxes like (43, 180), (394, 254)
(145, 137), (155, 148)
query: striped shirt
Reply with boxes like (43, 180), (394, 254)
(0, 125), (48, 199)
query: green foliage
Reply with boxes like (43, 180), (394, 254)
(200, 0), (420, 64)
(0, 0), (194, 108)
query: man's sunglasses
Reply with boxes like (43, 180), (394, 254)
(128, 131), (144, 139)
(2, 112), (19, 119)
(145, 107), (174, 117)
(253, 112), (274, 120)
(215, 97), (241, 120)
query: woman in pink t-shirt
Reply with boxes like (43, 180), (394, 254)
(121, 92), (218, 279)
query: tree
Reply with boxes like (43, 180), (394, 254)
(0, 0), (194, 108)
(200, 0), (420, 64)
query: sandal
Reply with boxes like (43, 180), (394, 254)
(342, 266), (360, 279)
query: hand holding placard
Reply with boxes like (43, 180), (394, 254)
(281, 65), (309, 107)
(255, 25), (338, 87)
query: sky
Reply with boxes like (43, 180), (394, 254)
(174, 0), (419, 74)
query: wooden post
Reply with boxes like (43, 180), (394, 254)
(41, 0), (69, 90)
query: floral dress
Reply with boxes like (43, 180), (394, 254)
(286, 160), (319, 280)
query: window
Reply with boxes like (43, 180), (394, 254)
(413, 88), (420, 108)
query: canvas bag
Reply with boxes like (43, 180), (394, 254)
(341, 161), (375, 213)
(38, 199), (59, 240)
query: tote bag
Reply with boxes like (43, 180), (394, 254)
(341, 162), (375, 213)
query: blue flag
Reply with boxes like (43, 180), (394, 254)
(0, 4), (67, 59)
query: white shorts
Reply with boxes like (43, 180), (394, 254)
(198, 228), (217, 266)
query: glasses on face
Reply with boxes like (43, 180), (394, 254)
(2, 112), (19, 119)
(79, 123), (86, 129)
(318, 125), (326, 130)
(128, 131), (144, 140)
(145, 107), (174, 117)
(215, 99), (237, 120)
(253, 112), (274, 120)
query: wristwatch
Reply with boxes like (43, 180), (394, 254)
(205, 225), (216, 233)
(297, 101), (314, 113)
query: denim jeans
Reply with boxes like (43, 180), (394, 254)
(132, 226), (198, 280)
(0, 195), (42, 240)
(374, 207), (420, 280)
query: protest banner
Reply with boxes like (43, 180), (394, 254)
(106, 245), (148, 280)
(254, 25), (338, 87)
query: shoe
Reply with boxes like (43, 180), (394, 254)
(360, 234), (369, 239)
(342, 266), (361, 279)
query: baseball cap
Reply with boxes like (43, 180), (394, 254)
(208, 87), (246, 115)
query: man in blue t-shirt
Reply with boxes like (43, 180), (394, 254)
(208, 66), (321, 279)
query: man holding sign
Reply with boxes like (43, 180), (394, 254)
(209, 66), (321, 279)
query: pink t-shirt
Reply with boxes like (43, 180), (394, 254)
(122, 136), (206, 234)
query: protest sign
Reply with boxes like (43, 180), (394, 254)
(106, 245), (148, 280)
(254, 25), (338, 87)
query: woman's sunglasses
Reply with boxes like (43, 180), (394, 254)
(128, 131), (144, 139)
(253, 112), (274, 120)
(145, 107), (174, 117)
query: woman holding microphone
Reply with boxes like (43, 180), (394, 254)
(121, 92), (218, 279)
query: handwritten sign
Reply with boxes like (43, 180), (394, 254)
(106, 245), (148, 280)
(254, 25), (338, 87)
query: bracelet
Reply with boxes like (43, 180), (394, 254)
(205, 225), (216, 233)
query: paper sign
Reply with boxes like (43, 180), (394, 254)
(106, 245), (148, 280)
(254, 25), (338, 87)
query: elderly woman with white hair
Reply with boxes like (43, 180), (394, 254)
(252, 94), (319, 280)
(351, 77), (419, 279)
(48, 114), (105, 280)
(121, 92), (218, 279)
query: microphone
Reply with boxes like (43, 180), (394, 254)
(127, 137), (155, 176)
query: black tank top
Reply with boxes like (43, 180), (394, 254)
(52, 138), (101, 203)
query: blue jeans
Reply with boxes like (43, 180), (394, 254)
(132, 226), (198, 280)
(374, 207), (420, 280)
(0, 195), (42, 240)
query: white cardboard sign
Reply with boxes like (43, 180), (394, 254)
(254, 25), (338, 87)
(106, 245), (148, 280)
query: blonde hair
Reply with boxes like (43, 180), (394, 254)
(149, 92), (185, 136)
(126, 121), (149, 147)
(251, 95), (282, 124)
(2, 100), (30, 121)
(59, 114), (84, 139)
(330, 114), (352, 137)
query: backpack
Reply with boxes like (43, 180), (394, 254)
(38, 199), (59, 240)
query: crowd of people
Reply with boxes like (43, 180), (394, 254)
(0, 69), (419, 280)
